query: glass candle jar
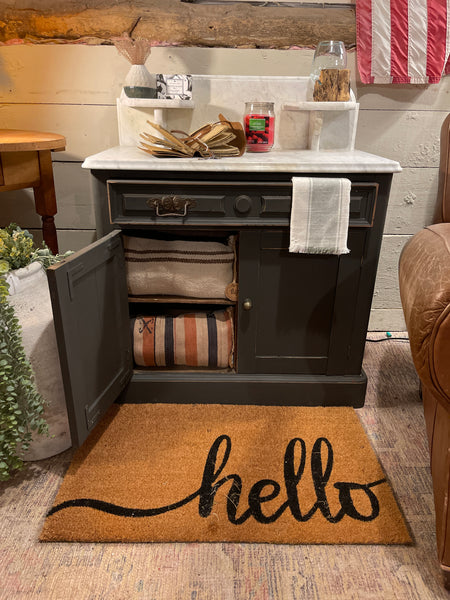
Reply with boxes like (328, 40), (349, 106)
(310, 41), (347, 83)
(244, 102), (275, 152)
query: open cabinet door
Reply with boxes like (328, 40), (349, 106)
(47, 230), (132, 447)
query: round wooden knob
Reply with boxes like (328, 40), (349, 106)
(234, 195), (252, 214)
(243, 298), (253, 311)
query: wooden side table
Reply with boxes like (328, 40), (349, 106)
(0, 129), (66, 254)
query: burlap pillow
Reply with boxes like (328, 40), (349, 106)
(124, 236), (235, 299)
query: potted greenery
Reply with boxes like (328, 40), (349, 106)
(0, 224), (72, 481)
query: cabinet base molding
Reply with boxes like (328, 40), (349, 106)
(120, 371), (368, 408)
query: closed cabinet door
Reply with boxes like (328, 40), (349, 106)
(236, 228), (366, 375)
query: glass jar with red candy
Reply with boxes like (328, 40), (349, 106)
(244, 102), (275, 153)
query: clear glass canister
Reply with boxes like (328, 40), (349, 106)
(244, 102), (275, 152)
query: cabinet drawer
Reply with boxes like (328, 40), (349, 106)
(107, 179), (378, 228)
(260, 182), (378, 227)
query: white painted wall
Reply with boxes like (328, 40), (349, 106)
(0, 44), (446, 329)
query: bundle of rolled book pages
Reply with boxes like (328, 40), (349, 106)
(139, 114), (246, 158)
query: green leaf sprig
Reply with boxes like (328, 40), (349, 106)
(0, 276), (48, 480)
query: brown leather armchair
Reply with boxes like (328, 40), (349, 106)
(399, 114), (450, 588)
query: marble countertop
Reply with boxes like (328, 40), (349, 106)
(82, 146), (402, 174)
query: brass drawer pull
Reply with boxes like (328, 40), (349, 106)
(147, 195), (196, 217)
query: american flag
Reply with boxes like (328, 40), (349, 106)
(356, 0), (450, 84)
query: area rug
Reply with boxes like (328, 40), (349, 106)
(40, 404), (411, 544)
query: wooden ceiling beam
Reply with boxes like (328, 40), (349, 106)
(0, 0), (355, 48)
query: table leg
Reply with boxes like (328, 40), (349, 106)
(33, 149), (59, 254)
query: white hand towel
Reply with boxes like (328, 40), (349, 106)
(289, 177), (351, 255)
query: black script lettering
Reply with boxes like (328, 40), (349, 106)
(48, 435), (387, 527)
(305, 437), (340, 522)
(247, 480), (282, 523)
(277, 436), (341, 523)
(282, 437), (307, 521)
(198, 434), (251, 525)
(334, 481), (382, 521)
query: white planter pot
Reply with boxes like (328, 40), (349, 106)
(6, 262), (71, 460)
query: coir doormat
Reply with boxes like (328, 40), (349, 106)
(40, 404), (411, 544)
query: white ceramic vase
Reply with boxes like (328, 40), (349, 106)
(123, 64), (156, 98)
(6, 262), (71, 460)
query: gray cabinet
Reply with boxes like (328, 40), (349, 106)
(48, 169), (392, 447)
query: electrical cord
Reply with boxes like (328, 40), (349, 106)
(366, 332), (409, 343)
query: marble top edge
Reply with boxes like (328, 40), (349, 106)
(82, 147), (402, 174)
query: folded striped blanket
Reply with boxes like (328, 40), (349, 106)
(124, 236), (235, 299)
(132, 309), (234, 369)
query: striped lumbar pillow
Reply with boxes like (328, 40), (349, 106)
(132, 309), (234, 369)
